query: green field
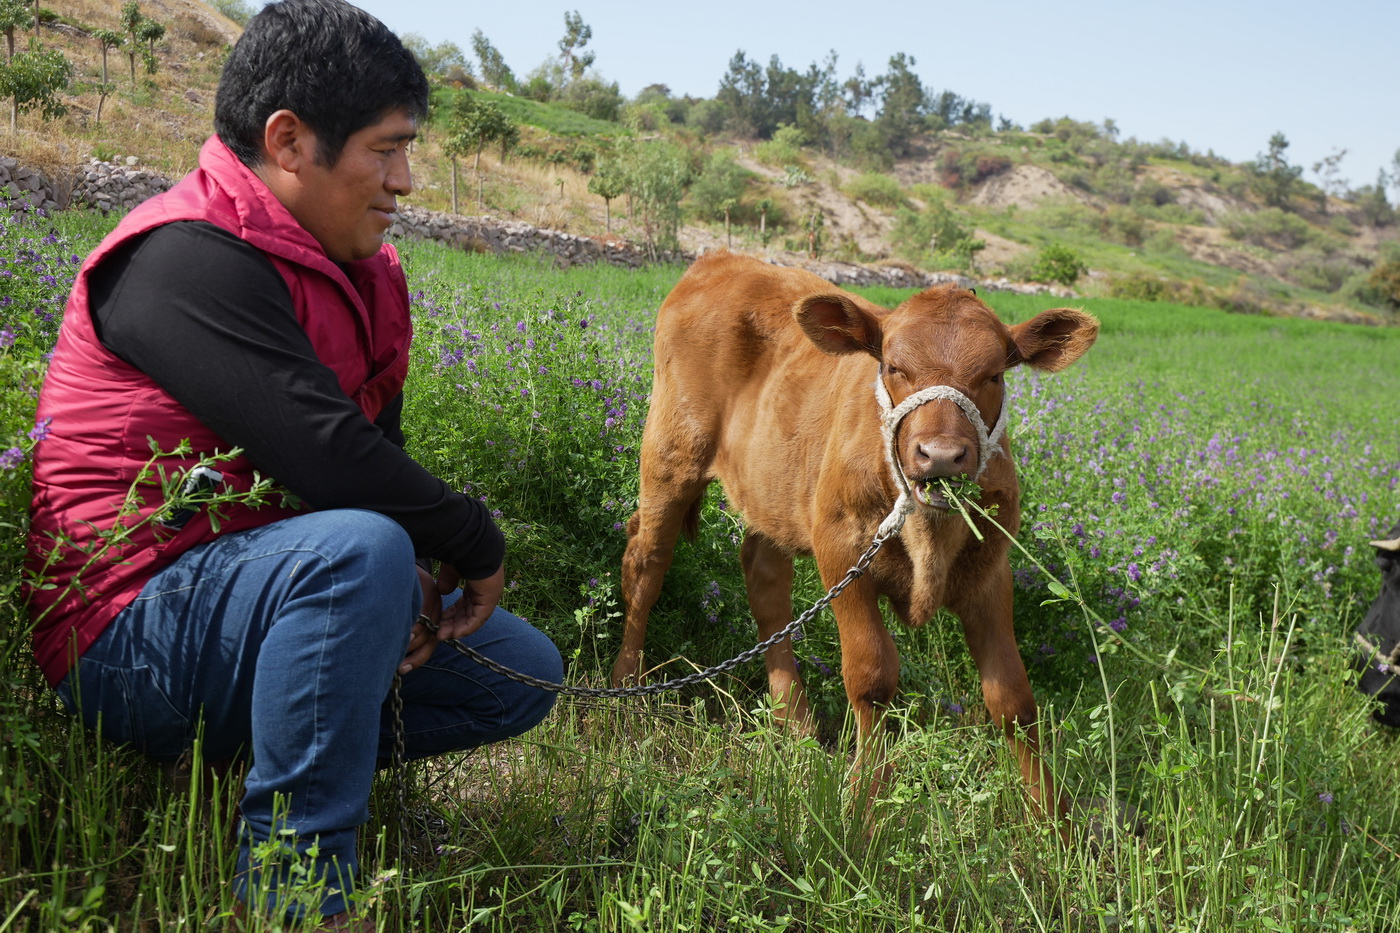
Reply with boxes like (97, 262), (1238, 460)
(3, 208), (1400, 931)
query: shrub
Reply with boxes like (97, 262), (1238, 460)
(842, 172), (905, 209)
(557, 77), (624, 123)
(1366, 258), (1400, 309)
(1284, 252), (1358, 294)
(1107, 271), (1176, 302)
(890, 204), (984, 271)
(938, 148), (1012, 190)
(1102, 205), (1144, 247)
(753, 124), (807, 168)
(687, 151), (751, 222)
(1029, 244), (1088, 286)
(1222, 208), (1315, 249)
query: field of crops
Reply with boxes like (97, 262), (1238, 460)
(2, 207), (1400, 931)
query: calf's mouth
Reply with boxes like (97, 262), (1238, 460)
(909, 475), (977, 511)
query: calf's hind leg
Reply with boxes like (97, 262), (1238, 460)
(740, 531), (813, 733)
(610, 463), (710, 687)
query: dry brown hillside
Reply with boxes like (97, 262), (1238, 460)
(4, 2), (1397, 322)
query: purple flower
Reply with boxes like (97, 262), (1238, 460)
(1318, 792), (1333, 805)
(28, 416), (52, 442)
(0, 326), (14, 348)
(0, 446), (23, 469)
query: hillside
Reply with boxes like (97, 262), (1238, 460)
(3, 0), (1398, 324)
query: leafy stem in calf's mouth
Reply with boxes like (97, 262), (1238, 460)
(934, 477), (990, 541)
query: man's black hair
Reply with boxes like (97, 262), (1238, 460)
(214, 0), (429, 168)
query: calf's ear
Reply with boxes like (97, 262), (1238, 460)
(793, 293), (883, 358)
(1007, 307), (1099, 372)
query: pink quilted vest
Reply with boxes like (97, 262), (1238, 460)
(27, 135), (412, 686)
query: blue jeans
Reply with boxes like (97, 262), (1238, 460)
(54, 509), (562, 919)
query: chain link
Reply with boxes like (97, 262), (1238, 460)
(389, 670), (411, 851)
(438, 524), (898, 698)
(386, 522), (900, 845)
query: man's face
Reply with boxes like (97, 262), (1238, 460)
(292, 109), (417, 263)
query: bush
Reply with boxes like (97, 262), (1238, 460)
(1107, 271), (1178, 302)
(1028, 244), (1088, 286)
(1102, 205), (1144, 247)
(753, 124), (807, 168)
(890, 204), (984, 271)
(938, 148), (1012, 190)
(557, 77), (624, 123)
(1284, 252), (1358, 294)
(1366, 258), (1400, 309)
(207, 0), (253, 25)
(1223, 208), (1315, 249)
(842, 172), (905, 209)
(687, 151), (752, 222)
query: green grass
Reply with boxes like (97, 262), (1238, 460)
(462, 89), (629, 139)
(3, 213), (1400, 930)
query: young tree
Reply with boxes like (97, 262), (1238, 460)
(0, 38), (71, 132)
(1310, 147), (1348, 213)
(471, 29), (515, 92)
(618, 138), (691, 257)
(401, 32), (470, 81)
(1249, 132), (1302, 209)
(556, 10), (594, 85)
(716, 50), (767, 137)
(443, 93), (518, 211)
(876, 52), (925, 157)
(0, 0), (33, 62)
(755, 196), (773, 247)
(120, 1), (163, 84)
(137, 17), (164, 73)
(586, 159), (626, 233)
(842, 61), (875, 118)
(804, 207), (824, 260)
(688, 150), (749, 224)
(91, 27), (123, 124)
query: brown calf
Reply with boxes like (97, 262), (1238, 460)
(611, 251), (1098, 819)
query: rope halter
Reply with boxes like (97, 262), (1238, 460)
(873, 371), (1008, 539)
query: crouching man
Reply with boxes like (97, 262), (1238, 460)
(25, 0), (562, 927)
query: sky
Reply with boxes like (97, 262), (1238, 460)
(344, 0), (1398, 192)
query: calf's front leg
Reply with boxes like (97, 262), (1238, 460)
(954, 564), (1068, 824)
(823, 569), (900, 811)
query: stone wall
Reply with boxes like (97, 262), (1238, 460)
(69, 158), (173, 214)
(12, 157), (1072, 297)
(0, 157), (62, 212)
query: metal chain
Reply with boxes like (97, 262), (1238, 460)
(386, 387), (931, 838)
(389, 671), (412, 851)
(437, 522), (900, 698)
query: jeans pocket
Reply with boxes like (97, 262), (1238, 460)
(62, 660), (191, 761)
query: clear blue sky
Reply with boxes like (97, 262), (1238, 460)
(343, 0), (1398, 191)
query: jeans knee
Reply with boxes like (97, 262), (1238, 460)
(317, 510), (415, 573)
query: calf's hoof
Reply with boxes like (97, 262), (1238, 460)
(1074, 796), (1144, 848)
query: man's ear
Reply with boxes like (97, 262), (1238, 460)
(1007, 307), (1099, 372)
(792, 293), (883, 358)
(262, 109), (316, 175)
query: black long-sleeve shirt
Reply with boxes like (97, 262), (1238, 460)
(87, 220), (504, 579)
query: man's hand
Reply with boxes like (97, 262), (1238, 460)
(400, 564), (445, 675)
(438, 563), (503, 641)
(398, 563), (504, 675)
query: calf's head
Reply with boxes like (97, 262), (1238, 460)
(795, 285), (1098, 508)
